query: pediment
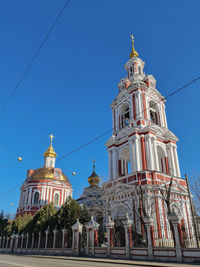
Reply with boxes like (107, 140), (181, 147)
(103, 181), (133, 196)
(159, 179), (188, 194)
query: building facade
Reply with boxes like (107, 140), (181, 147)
(102, 36), (195, 247)
(16, 135), (72, 217)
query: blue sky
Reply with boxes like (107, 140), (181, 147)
(0, 0), (200, 215)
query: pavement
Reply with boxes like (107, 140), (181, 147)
(0, 254), (199, 267)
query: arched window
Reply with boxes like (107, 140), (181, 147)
(33, 192), (39, 204)
(149, 101), (159, 126)
(54, 193), (59, 206)
(157, 146), (167, 173)
(120, 103), (130, 129)
(119, 147), (131, 177)
(130, 66), (133, 76)
(139, 66), (141, 75)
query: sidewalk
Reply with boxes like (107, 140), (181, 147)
(24, 254), (200, 266)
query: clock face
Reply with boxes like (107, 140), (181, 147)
(54, 168), (61, 180)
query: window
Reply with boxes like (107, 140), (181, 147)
(130, 66), (133, 76)
(54, 193), (59, 205)
(149, 101), (160, 126)
(150, 110), (158, 125)
(119, 103), (130, 129)
(123, 107), (130, 127)
(33, 192), (39, 204)
(139, 66), (141, 75)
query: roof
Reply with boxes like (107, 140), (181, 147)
(27, 167), (71, 184)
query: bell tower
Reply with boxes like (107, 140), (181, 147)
(106, 35), (181, 180)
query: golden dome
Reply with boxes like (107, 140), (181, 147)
(27, 167), (71, 184)
(88, 164), (100, 186)
(129, 34), (138, 58)
(44, 134), (57, 158)
(44, 145), (57, 158)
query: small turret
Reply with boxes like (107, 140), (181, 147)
(44, 134), (57, 168)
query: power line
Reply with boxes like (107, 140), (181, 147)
(0, 183), (22, 200)
(57, 76), (200, 162)
(0, 0), (71, 115)
(0, 77), (199, 200)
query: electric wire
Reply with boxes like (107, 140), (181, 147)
(0, 77), (199, 200)
(57, 76), (200, 162)
(0, 0), (71, 115)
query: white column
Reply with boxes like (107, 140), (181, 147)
(130, 94), (134, 121)
(136, 92), (142, 119)
(112, 109), (114, 130)
(46, 187), (49, 203)
(150, 138), (155, 170)
(40, 188), (43, 204)
(163, 106), (168, 128)
(108, 150), (112, 180)
(112, 149), (118, 179)
(133, 135), (141, 171)
(24, 189), (28, 205)
(146, 137), (154, 170)
(159, 105), (164, 127)
(145, 137), (150, 169)
(166, 146), (172, 175)
(173, 146), (181, 177)
(152, 137), (159, 171)
(169, 145), (176, 176)
(49, 187), (53, 203)
(129, 139), (134, 172)
(28, 188), (32, 204)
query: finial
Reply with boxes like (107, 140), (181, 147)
(92, 159), (96, 171)
(49, 133), (55, 146)
(129, 34), (138, 58)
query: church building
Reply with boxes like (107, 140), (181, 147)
(77, 162), (103, 220)
(102, 36), (195, 247)
(16, 135), (72, 217)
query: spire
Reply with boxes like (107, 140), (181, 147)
(44, 134), (57, 158)
(129, 34), (138, 58)
(92, 159), (96, 172)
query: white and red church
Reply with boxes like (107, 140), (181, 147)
(16, 135), (72, 217)
(15, 36), (196, 248)
(102, 36), (196, 247)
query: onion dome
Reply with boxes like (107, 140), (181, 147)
(88, 163), (100, 186)
(129, 34), (138, 58)
(44, 145), (57, 158)
(44, 134), (57, 158)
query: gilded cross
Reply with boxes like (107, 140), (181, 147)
(130, 34), (134, 43)
(49, 133), (55, 146)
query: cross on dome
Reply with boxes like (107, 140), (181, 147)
(129, 34), (138, 58)
(49, 133), (55, 146)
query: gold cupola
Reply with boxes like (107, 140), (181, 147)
(44, 134), (57, 158)
(88, 161), (100, 186)
(129, 34), (138, 58)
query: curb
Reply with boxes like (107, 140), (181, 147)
(19, 254), (194, 267)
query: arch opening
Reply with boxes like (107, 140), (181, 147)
(119, 103), (130, 129)
(149, 101), (160, 126)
